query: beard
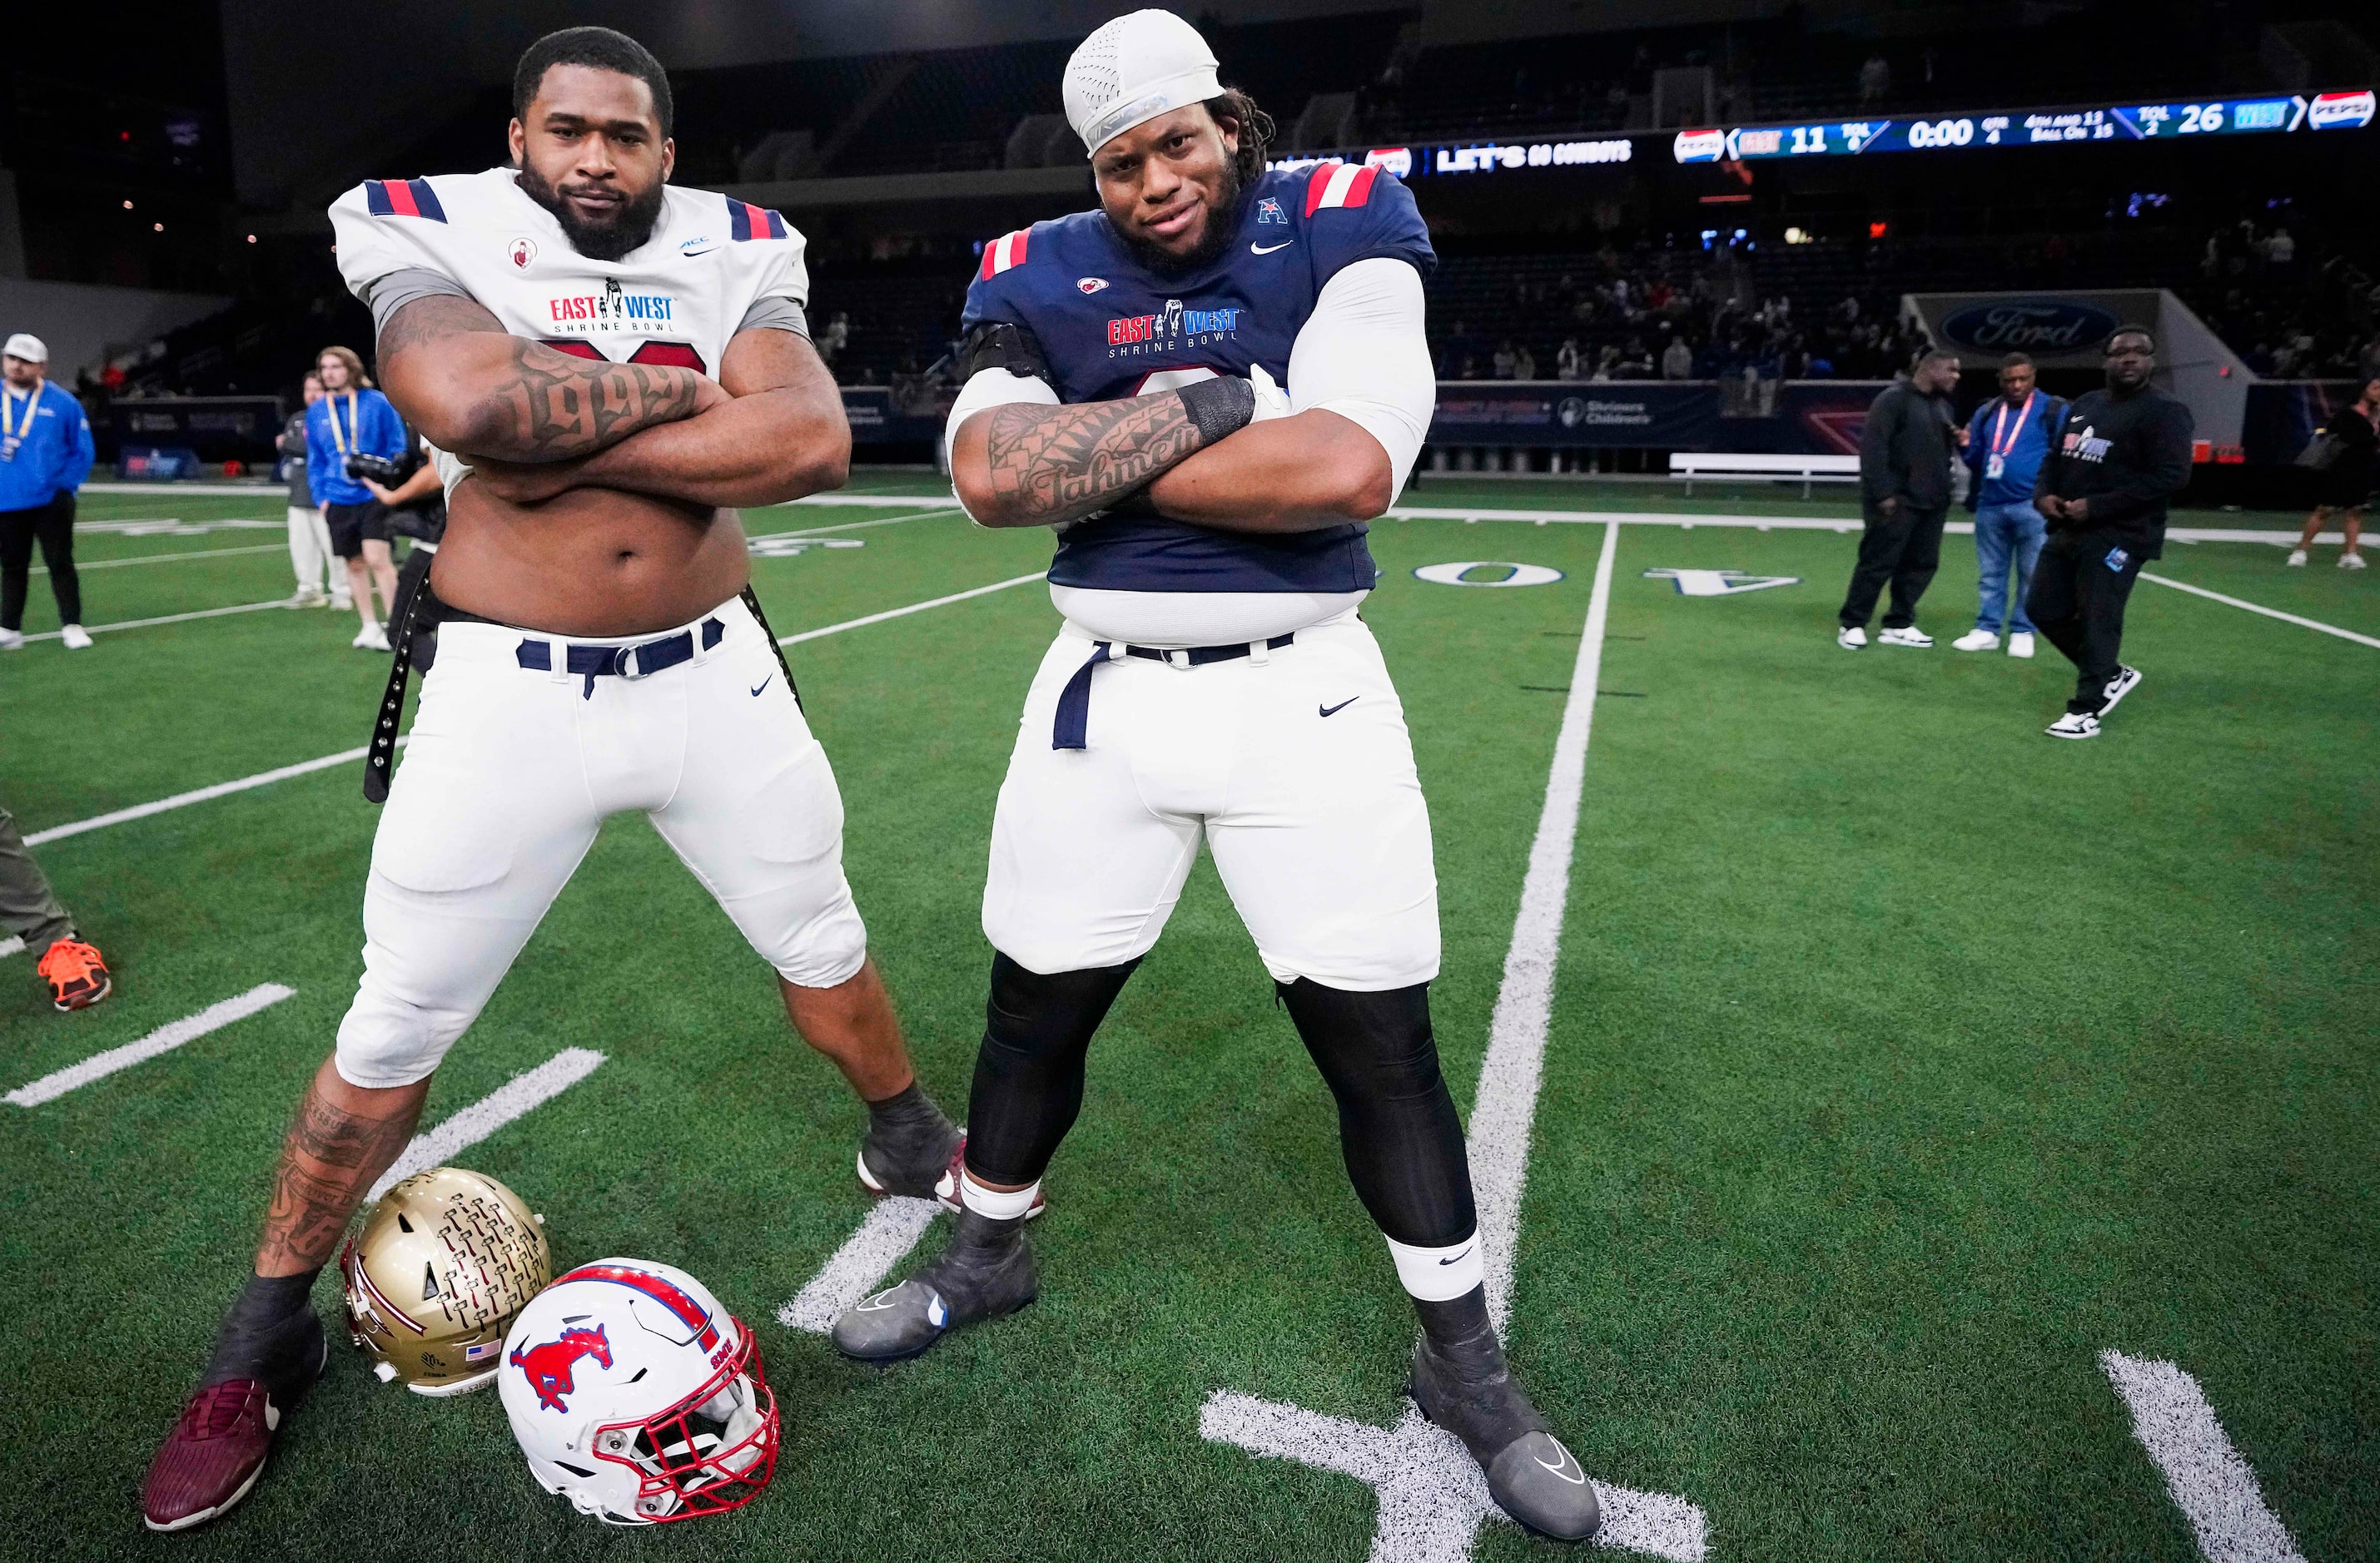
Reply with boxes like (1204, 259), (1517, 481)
(1114, 161), (1245, 279)
(517, 163), (666, 262)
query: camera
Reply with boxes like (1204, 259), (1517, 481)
(345, 452), (407, 484)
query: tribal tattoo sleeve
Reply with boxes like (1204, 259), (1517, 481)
(255, 1085), (422, 1273)
(981, 393), (1212, 528)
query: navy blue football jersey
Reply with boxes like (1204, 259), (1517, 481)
(961, 162), (1434, 597)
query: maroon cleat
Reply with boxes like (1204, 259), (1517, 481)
(142, 1317), (325, 1532)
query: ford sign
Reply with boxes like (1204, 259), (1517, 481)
(1938, 300), (2123, 354)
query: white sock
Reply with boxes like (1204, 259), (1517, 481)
(1384, 1231), (1483, 1302)
(958, 1169), (1040, 1221)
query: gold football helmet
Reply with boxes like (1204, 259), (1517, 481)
(342, 1167), (550, 1396)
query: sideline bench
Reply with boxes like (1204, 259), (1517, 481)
(1670, 452), (1861, 499)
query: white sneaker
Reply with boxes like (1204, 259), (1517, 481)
(2099, 664), (2143, 717)
(1951, 628), (2000, 652)
(1837, 625), (1867, 650)
(330, 594), (354, 612)
(2045, 711), (2099, 740)
(2343, 552), (2368, 571)
(2287, 549), (2308, 567)
(59, 624), (93, 651)
(2006, 632), (2035, 659)
(1877, 625), (1933, 648)
(352, 624), (391, 652)
(0, 628), (22, 652)
(285, 588), (329, 609)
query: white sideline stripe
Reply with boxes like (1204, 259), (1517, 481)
(24, 745), (380, 846)
(778, 1196), (942, 1332)
(6, 984), (296, 1108)
(1205, 523), (1708, 1561)
(2139, 573), (2380, 650)
(0, 936), (22, 960)
(24, 573), (1034, 848)
(778, 572), (1043, 645)
(748, 506), (959, 546)
(368, 1048), (608, 1203)
(20, 597), (287, 644)
(2101, 1352), (2306, 1563)
(1200, 1392), (1707, 1563)
(36, 543), (288, 575)
(1473, 517), (1620, 1329)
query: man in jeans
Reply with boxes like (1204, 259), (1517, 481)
(1953, 353), (2062, 658)
(1839, 347), (1960, 649)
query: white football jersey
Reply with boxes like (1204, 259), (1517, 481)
(329, 168), (808, 490)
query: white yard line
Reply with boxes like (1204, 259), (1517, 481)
(1204, 523), (1707, 1561)
(778, 572), (1043, 645)
(19, 597), (288, 644)
(2100, 1352), (2306, 1563)
(778, 1197), (944, 1332)
(6, 984), (296, 1108)
(2139, 573), (2380, 651)
(368, 1048), (608, 1202)
(37, 543), (289, 575)
(752, 506), (958, 542)
(0, 935), (22, 960)
(25, 573), (1045, 849)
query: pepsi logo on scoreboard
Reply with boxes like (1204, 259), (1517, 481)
(2309, 90), (2376, 130)
(1672, 127), (1727, 164)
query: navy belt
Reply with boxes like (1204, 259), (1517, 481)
(1051, 633), (1295, 751)
(516, 618), (726, 698)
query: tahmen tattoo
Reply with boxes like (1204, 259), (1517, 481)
(256, 1086), (420, 1273)
(983, 393), (1209, 527)
(380, 294), (706, 463)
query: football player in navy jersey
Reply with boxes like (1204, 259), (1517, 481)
(832, 11), (1600, 1541)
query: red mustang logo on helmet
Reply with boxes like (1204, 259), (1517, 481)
(509, 1324), (612, 1412)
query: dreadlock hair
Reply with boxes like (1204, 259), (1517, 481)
(1204, 88), (1275, 186)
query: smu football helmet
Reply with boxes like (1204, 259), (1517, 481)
(341, 1167), (549, 1395)
(498, 1258), (777, 1524)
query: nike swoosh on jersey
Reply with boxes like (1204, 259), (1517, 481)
(751, 677), (772, 697)
(1251, 241), (1296, 255)
(680, 243), (719, 257)
(1319, 697), (1359, 717)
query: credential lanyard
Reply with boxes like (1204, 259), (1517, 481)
(0, 380), (42, 451)
(325, 390), (360, 456)
(1988, 392), (2035, 459)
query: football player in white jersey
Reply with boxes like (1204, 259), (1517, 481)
(832, 12), (1600, 1544)
(142, 28), (969, 1531)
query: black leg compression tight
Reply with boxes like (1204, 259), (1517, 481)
(961, 953), (1140, 1186)
(1276, 979), (1477, 1250)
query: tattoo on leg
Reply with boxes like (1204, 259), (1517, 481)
(256, 1088), (420, 1272)
(984, 394), (1207, 527)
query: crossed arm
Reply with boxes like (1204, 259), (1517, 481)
(375, 294), (850, 509)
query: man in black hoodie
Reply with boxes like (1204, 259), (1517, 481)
(2028, 326), (2195, 739)
(1839, 348), (1961, 649)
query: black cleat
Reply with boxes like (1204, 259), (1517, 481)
(855, 1112), (963, 1200)
(1408, 1322), (1601, 1542)
(832, 1209), (1036, 1362)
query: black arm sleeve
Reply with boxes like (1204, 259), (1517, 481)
(957, 320), (1051, 382)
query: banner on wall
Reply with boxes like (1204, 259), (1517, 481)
(1427, 383), (1723, 448)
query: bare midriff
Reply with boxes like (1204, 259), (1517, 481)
(430, 479), (752, 635)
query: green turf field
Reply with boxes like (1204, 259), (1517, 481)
(2, 479), (2373, 1561)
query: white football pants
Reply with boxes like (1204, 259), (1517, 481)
(286, 504), (336, 594)
(983, 614), (1439, 990)
(335, 595), (867, 1089)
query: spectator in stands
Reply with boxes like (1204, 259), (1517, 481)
(305, 345), (406, 652)
(1493, 341), (1518, 379)
(0, 334), (97, 652)
(1662, 335), (1694, 380)
(1513, 343), (1537, 380)
(2286, 374), (2378, 569)
(276, 370), (345, 611)
(2029, 327), (2194, 739)
(0, 797), (110, 1011)
(1954, 353), (2063, 657)
(1557, 338), (1584, 380)
(1838, 347), (1961, 650)
(1860, 54), (1891, 104)
(819, 310), (850, 370)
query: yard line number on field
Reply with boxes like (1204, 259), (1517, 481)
(6, 983), (296, 1108)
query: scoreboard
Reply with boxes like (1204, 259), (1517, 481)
(1672, 89), (2374, 163)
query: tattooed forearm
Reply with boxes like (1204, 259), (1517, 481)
(253, 1083), (423, 1274)
(981, 393), (1210, 527)
(484, 339), (707, 461)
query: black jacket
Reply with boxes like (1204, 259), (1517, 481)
(2034, 386), (2195, 559)
(1859, 380), (1955, 512)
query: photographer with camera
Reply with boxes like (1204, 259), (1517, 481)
(304, 345), (406, 650)
(358, 426), (445, 672)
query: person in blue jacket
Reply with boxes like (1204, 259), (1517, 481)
(0, 333), (97, 651)
(305, 345), (408, 650)
(1953, 351), (2064, 657)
